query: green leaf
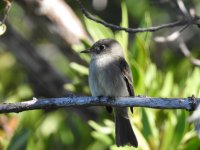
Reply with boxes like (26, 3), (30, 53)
(130, 60), (145, 93)
(131, 12), (152, 68)
(160, 71), (174, 97)
(143, 12), (152, 52)
(184, 67), (200, 97)
(39, 113), (62, 137)
(91, 131), (112, 145)
(84, 16), (114, 41)
(144, 63), (157, 89)
(141, 109), (158, 147)
(88, 120), (113, 135)
(7, 129), (31, 150)
(183, 137), (200, 150)
(141, 109), (152, 138)
(170, 111), (186, 150)
(89, 120), (113, 145)
(70, 62), (89, 75)
(132, 35), (149, 69)
(160, 112), (176, 150)
(115, 0), (129, 61)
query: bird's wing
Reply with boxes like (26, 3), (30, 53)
(118, 57), (135, 113)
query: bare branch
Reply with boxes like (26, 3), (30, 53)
(0, 96), (199, 113)
(76, 0), (200, 33)
(18, 0), (88, 45)
(179, 39), (200, 66)
(17, 0), (89, 66)
(177, 0), (190, 19)
(154, 24), (190, 42)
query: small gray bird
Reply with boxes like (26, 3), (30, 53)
(81, 39), (138, 147)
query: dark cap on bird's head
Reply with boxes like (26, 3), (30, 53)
(81, 39), (124, 57)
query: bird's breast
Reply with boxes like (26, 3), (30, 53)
(89, 56), (129, 96)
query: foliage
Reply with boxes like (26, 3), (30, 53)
(0, 0), (200, 150)
(82, 1), (200, 150)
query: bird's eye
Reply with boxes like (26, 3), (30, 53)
(99, 45), (106, 50)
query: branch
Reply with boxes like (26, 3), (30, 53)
(76, 0), (200, 33)
(179, 39), (200, 66)
(17, 0), (88, 66)
(0, 96), (199, 113)
(18, 0), (88, 45)
(154, 24), (190, 42)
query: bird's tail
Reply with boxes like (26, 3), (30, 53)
(115, 110), (138, 147)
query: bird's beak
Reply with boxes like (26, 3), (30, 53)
(80, 48), (91, 53)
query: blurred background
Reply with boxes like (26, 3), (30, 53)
(0, 0), (200, 149)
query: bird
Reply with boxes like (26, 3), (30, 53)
(81, 38), (138, 147)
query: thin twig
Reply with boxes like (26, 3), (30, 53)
(76, 0), (200, 33)
(179, 39), (200, 66)
(0, 96), (199, 113)
(154, 24), (190, 42)
(177, 0), (191, 19)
